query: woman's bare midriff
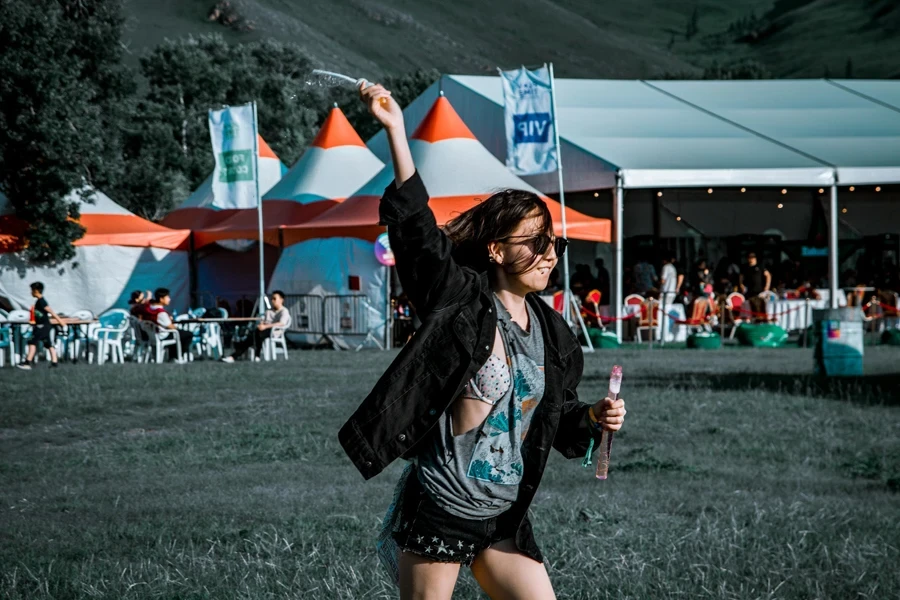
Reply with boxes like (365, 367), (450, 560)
(450, 328), (506, 437)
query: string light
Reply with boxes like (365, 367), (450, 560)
(777, 203), (784, 209)
(818, 188), (824, 194)
(740, 187), (746, 193)
(593, 192), (599, 198)
(849, 186), (855, 192)
(842, 207), (848, 213)
(657, 191), (663, 197)
(707, 188), (713, 194)
(781, 189), (787, 195)
(676, 216), (682, 221)
(876, 186), (882, 192)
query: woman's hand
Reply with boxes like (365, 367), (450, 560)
(359, 82), (404, 132)
(591, 397), (626, 432)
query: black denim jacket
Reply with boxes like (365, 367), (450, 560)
(338, 172), (602, 553)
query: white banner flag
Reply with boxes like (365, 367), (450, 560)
(209, 103), (259, 209)
(500, 65), (557, 176)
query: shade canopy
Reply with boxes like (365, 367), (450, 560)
(283, 96), (611, 245)
(1, 188), (190, 251)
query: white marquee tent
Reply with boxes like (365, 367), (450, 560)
(369, 76), (900, 338)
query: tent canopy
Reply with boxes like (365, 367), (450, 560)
(368, 76), (900, 190)
(1, 188), (189, 251)
(161, 135), (286, 230)
(192, 108), (383, 248)
(286, 95), (611, 245)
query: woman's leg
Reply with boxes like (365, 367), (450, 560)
(470, 539), (556, 600)
(398, 551), (461, 600)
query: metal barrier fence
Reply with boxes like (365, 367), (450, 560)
(283, 294), (384, 349)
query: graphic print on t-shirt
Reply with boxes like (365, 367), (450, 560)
(466, 353), (545, 485)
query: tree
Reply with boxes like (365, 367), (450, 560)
(0, 0), (132, 264)
(117, 35), (321, 219)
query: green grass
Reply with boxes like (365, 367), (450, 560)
(2, 347), (899, 599)
(121, 1), (900, 80)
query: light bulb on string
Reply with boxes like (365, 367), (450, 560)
(849, 186), (855, 192)
(876, 186), (881, 192)
(593, 192), (599, 197)
(781, 189), (787, 195)
(777, 203), (784, 209)
(842, 207), (848, 213)
(707, 188), (713, 194)
(740, 187), (746, 193)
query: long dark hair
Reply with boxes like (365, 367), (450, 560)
(443, 189), (552, 274)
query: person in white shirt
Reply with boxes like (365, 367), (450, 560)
(660, 254), (683, 307)
(221, 291), (291, 362)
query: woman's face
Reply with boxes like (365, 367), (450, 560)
(491, 214), (559, 294)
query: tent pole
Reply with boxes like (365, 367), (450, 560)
(548, 62), (571, 326)
(614, 175), (624, 342)
(252, 101), (265, 315)
(829, 181), (839, 309)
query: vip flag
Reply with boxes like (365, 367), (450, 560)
(500, 65), (557, 176)
(209, 103), (260, 209)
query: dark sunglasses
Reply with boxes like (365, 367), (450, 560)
(498, 234), (568, 258)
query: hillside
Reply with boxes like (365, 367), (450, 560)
(120, 0), (900, 78)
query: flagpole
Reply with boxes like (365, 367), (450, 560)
(252, 101), (265, 316)
(548, 63), (571, 326)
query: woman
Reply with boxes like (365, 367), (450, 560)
(338, 84), (627, 600)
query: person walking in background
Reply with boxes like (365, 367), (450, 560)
(740, 253), (771, 323)
(660, 253), (682, 307)
(632, 254), (658, 296)
(16, 282), (63, 370)
(221, 291), (291, 363)
(144, 288), (193, 362)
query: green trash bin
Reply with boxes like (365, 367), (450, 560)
(813, 307), (864, 376)
(735, 323), (789, 347)
(587, 327), (620, 349)
(687, 331), (721, 349)
(882, 328), (900, 346)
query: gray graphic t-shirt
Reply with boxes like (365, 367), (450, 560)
(416, 295), (545, 519)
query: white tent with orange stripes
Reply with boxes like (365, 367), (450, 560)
(263, 107), (386, 346)
(159, 135), (286, 311)
(193, 108), (382, 248)
(284, 95), (611, 245)
(161, 135), (287, 231)
(0, 188), (190, 315)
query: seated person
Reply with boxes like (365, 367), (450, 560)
(128, 290), (148, 318)
(144, 288), (193, 361)
(221, 290), (290, 362)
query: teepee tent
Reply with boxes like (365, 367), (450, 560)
(160, 135), (286, 311)
(193, 108), (383, 247)
(283, 96), (611, 245)
(0, 188), (190, 314)
(262, 107), (386, 346)
(161, 135), (287, 230)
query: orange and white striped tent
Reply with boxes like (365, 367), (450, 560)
(0, 188), (191, 314)
(264, 107), (388, 345)
(161, 135), (287, 231)
(193, 108), (383, 248)
(281, 96), (611, 246)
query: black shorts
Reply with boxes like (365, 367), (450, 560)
(392, 470), (542, 567)
(28, 324), (53, 349)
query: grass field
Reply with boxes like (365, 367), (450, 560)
(2, 347), (899, 599)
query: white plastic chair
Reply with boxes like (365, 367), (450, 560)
(88, 310), (130, 365)
(262, 325), (289, 361)
(140, 320), (182, 363)
(7, 309), (32, 365)
(0, 315), (11, 367)
(58, 309), (95, 361)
